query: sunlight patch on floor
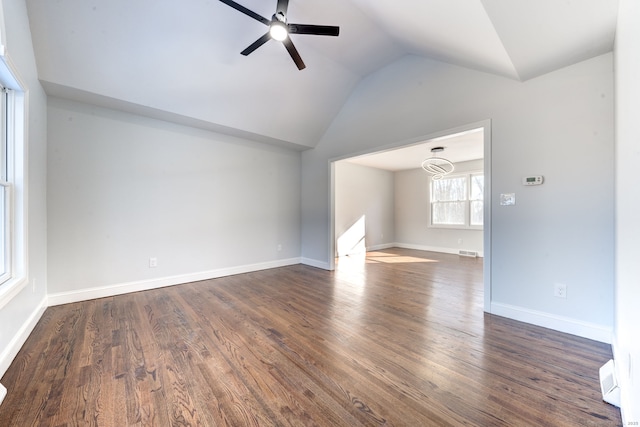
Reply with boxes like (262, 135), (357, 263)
(335, 251), (440, 275)
(365, 251), (440, 264)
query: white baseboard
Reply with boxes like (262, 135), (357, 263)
(366, 243), (395, 251)
(48, 258), (301, 306)
(0, 296), (47, 378)
(490, 302), (613, 344)
(300, 258), (331, 270)
(395, 242), (484, 257)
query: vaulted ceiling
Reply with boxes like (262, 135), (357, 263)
(25, 0), (618, 150)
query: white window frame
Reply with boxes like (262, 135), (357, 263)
(0, 86), (12, 284)
(429, 170), (484, 230)
(0, 53), (27, 309)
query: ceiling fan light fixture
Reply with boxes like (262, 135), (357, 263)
(270, 21), (288, 41)
(219, 0), (339, 70)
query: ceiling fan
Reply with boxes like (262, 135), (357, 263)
(218, 0), (340, 70)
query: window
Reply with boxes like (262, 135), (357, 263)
(0, 85), (9, 283)
(0, 54), (26, 305)
(430, 172), (483, 229)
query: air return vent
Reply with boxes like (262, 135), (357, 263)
(458, 250), (478, 258)
(599, 359), (620, 407)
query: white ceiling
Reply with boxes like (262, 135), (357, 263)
(25, 0), (618, 150)
(344, 128), (484, 172)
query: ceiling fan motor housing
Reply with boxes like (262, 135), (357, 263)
(219, 0), (340, 70)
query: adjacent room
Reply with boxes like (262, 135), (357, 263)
(334, 127), (485, 259)
(0, 0), (638, 425)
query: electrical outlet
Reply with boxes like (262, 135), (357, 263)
(149, 257), (158, 268)
(554, 283), (567, 298)
(277, 244), (282, 252)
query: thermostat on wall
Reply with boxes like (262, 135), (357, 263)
(522, 175), (544, 186)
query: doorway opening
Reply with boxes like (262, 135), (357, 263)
(329, 121), (491, 311)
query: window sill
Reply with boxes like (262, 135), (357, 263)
(428, 225), (484, 231)
(0, 276), (28, 310)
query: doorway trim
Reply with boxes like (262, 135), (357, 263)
(328, 119), (492, 312)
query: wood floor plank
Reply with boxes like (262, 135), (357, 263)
(0, 248), (622, 426)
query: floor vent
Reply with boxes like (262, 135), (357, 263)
(459, 250), (478, 258)
(599, 360), (621, 407)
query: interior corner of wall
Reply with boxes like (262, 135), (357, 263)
(0, 382), (6, 406)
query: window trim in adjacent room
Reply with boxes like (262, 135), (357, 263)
(429, 170), (484, 230)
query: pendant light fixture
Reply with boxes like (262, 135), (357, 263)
(421, 146), (454, 180)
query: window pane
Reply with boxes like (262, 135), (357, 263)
(1, 87), (5, 181)
(0, 89), (6, 278)
(470, 175), (484, 201)
(0, 185), (8, 276)
(0, 87), (11, 283)
(431, 176), (467, 201)
(432, 201), (466, 225)
(470, 200), (483, 226)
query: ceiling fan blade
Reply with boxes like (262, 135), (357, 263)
(276, 0), (289, 16)
(218, 0), (270, 26)
(282, 38), (305, 70)
(241, 33), (271, 56)
(288, 23), (340, 37)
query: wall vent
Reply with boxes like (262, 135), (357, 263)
(599, 359), (621, 407)
(458, 250), (478, 258)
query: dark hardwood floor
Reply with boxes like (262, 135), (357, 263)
(0, 248), (621, 426)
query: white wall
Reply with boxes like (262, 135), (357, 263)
(47, 98), (301, 303)
(334, 161), (394, 255)
(0, 0), (48, 376)
(395, 159), (483, 255)
(302, 53), (614, 342)
(614, 0), (640, 421)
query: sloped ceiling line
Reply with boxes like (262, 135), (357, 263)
(25, 0), (618, 149)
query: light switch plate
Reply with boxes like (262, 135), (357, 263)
(500, 193), (516, 206)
